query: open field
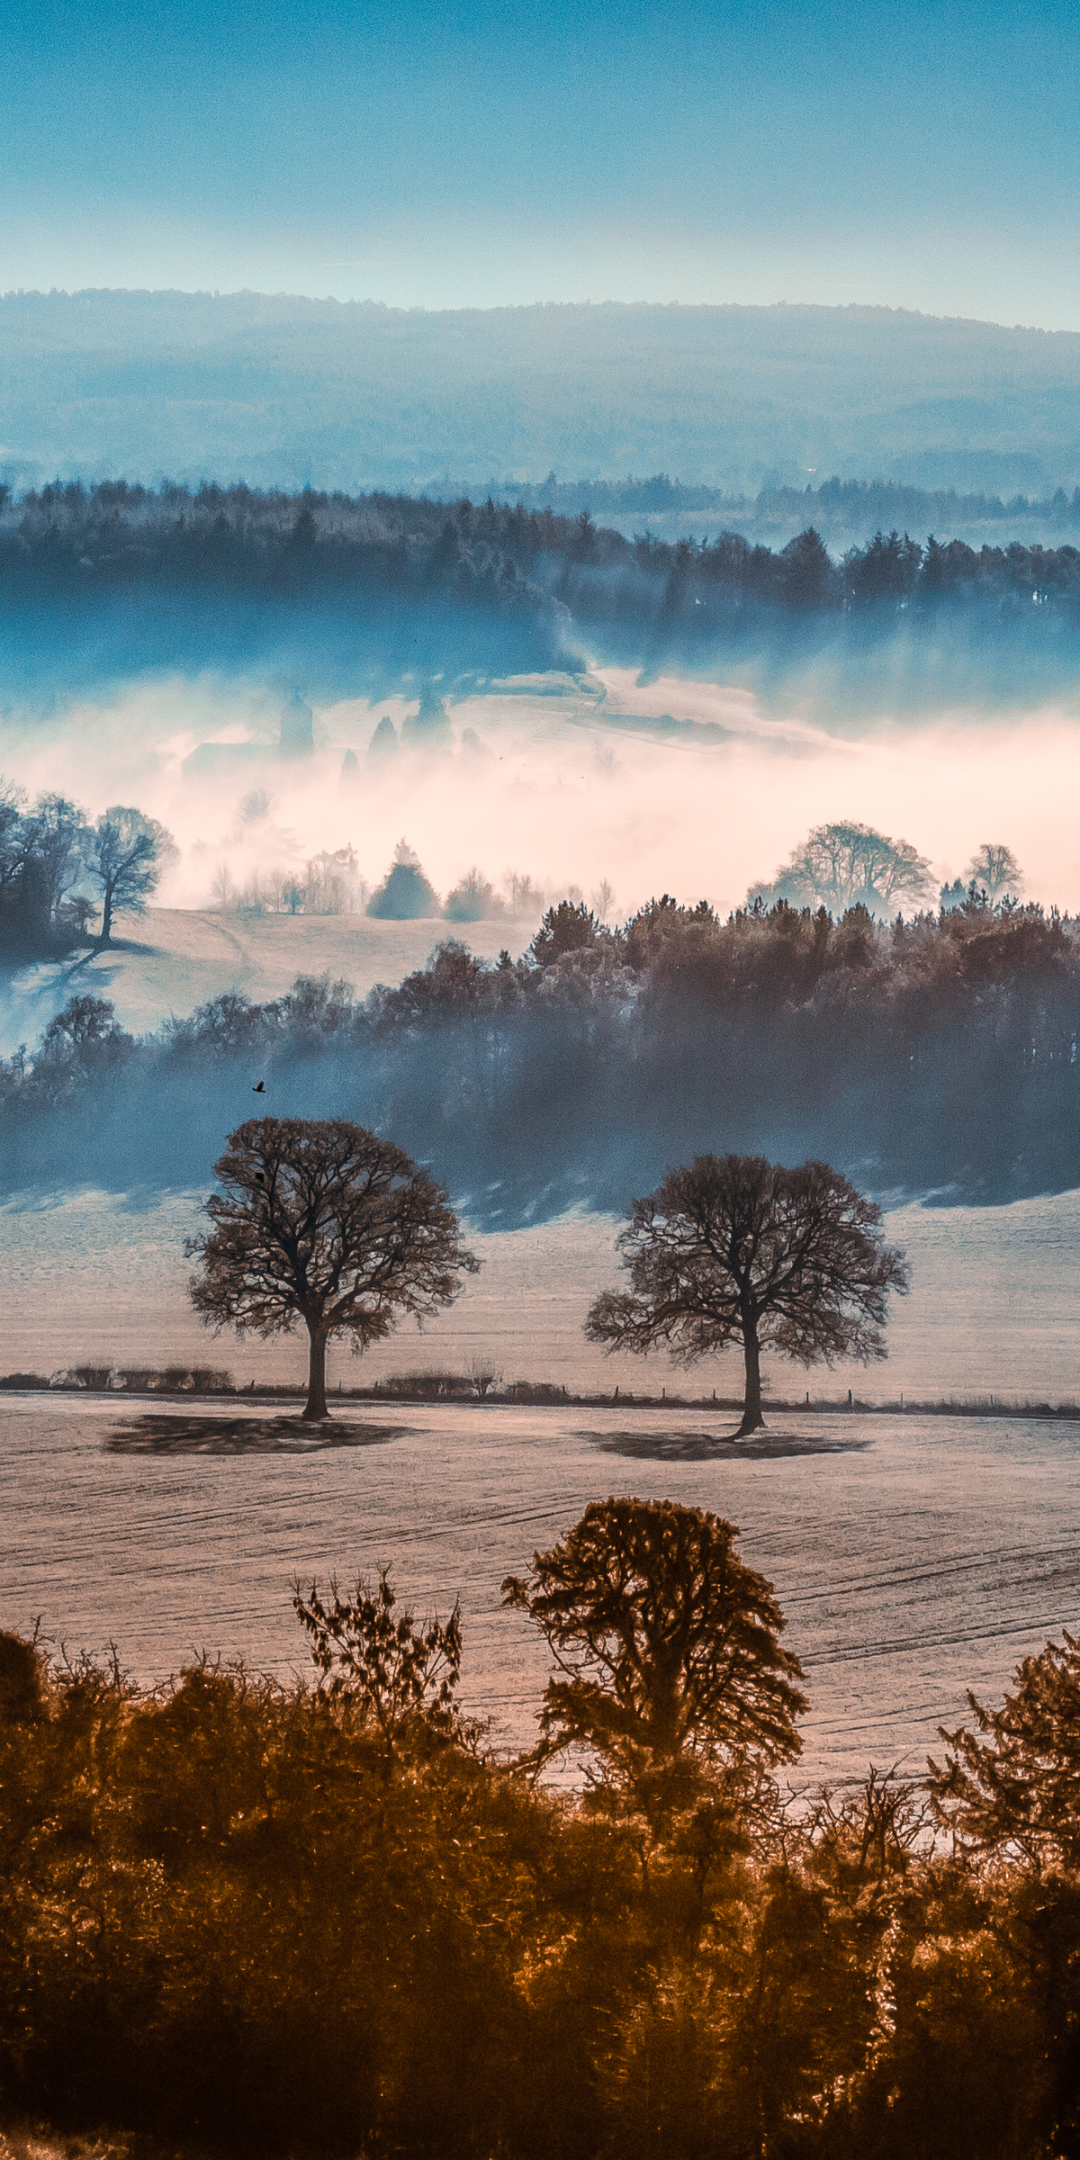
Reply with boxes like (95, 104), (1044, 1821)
(4, 1388), (1080, 1793)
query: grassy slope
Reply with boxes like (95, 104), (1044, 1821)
(0, 908), (536, 1053)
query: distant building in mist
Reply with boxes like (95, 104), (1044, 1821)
(181, 689), (316, 776)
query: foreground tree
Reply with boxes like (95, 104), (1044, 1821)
(586, 1153), (908, 1436)
(503, 1496), (806, 1820)
(929, 1630), (1080, 1871)
(186, 1117), (479, 1418)
(293, 1568), (464, 1771)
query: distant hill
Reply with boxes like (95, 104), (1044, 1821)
(3, 291), (1080, 499)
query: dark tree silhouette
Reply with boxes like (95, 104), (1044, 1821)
(929, 1631), (1080, 1871)
(502, 1496), (806, 1818)
(292, 1567), (463, 1771)
(964, 841), (1024, 899)
(81, 805), (177, 947)
(186, 1117), (479, 1419)
(585, 1154), (909, 1436)
(530, 899), (598, 964)
(367, 838), (440, 920)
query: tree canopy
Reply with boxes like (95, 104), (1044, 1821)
(749, 820), (933, 917)
(503, 1497), (806, 1824)
(367, 839), (441, 921)
(186, 1116), (479, 1418)
(929, 1630), (1080, 1872)
(964, 840), (1024, 899)
(586, 1154), (909, 1435)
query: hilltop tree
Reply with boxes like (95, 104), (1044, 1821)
(186, 1118), (479, 1419)
(964, 841), (1024, 900)
(530, 898), (598, 965)
(585, 1153), (908, 1436)
(444, 867), (505, 922)
(502, 1496), (806, 1821)
(20, 792), (88, 945)
(749, 820), (933, 917)
(82, 805), (177, 947)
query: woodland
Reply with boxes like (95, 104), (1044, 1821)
(2, 892), (1078, 1214)
(6, 480), (1080, 633)
(1, 1502), (1078, 2160)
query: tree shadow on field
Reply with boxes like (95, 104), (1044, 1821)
(107, 1414), (416, 1456)
(579, 1427), (874, 1463)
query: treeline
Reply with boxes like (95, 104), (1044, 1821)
(483, 467), (1080, 537)
(0, 785), (172, 959)
(758, 471), (1080, 537)
(2, 1539), (1079, 2160)
(7, 480), (1080, 644)
(5, 891), (1080, 1211)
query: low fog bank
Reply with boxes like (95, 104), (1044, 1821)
(5, 665), (1080, 976)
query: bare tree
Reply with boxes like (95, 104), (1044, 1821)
(963, 842), (1024, 899)
(210, 861), (237, 911)
(303, 845), (365, 915)
(590, 877), (616, 925)
(749, 820), (933, 917)
(81, 805), (177, 947)
(467, 1356), (503, 1399)
(503, 869), (546, 917)
(187, 1118), (479, 1420)
(292, 1568), (463, 1771)
(585, 1154), (909, 1437)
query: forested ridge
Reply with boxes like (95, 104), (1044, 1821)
(6, 892), (1079, 1212)
(7, 479), (1080, 645)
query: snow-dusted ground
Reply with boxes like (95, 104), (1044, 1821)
(2, 1188), (1079, 1400)
(3, 878), (1080, 1794)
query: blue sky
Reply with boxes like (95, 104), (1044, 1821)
(3, 0), (1079, 323)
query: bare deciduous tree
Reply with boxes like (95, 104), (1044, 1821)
(750, 820), (933, 917)
(963, 842), (1024, 899)
(585, 1153), (908, 1437)
(82, 805), (177, 947)
(186, 1118), (479, 1419)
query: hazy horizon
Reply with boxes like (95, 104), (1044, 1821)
(3, 0), (1079, 329)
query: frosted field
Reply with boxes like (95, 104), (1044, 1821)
(3, 1391), (1079, 1793)
(3, 1186), (1080, 1400)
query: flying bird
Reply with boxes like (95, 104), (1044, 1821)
(252, 1080), (266, 1093)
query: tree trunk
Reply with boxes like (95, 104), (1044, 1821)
(736, 1319), (765, 1437)
(98, 884), (114, 949)
(303, 1328), (330, 1421)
